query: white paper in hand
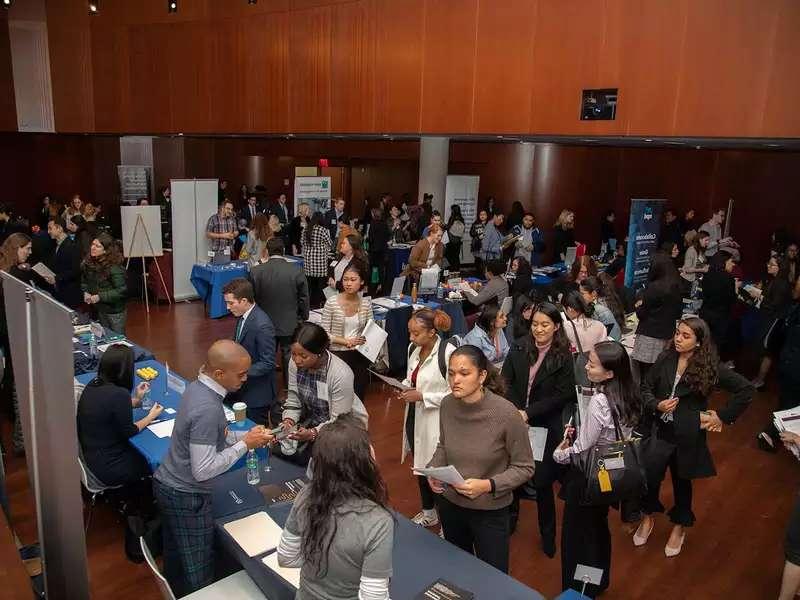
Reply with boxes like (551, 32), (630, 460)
(369, 370), (412, 391)
(414, 465), (466, 486)
(223, 512), (283, 557)
(262, 552), (300, 589)
(357, 320), (388, 363)
(528, 426), (548, 462)
(31, 262), (56, 279)
(323, 286), (337, 300)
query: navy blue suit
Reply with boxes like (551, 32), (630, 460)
(230, 305), (277, 424)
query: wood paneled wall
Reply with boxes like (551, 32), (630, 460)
(45, 0), (800, 137)
(0, 13), (17, 132)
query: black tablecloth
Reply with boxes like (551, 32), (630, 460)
(212, 459), (545, 600)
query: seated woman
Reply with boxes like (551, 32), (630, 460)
(278, 414), (394, 600)
(508, 256), (533, 302)
(562, 289), (608, 353)
(579, 277), (622, 340)
(405, 223), (445, 287)
(549, 255), (598, 301)
(279, 322), (369, 466)
(77, 345), (163, 486)
(328, 233), (368, 292)
(462, 304), (510, 367)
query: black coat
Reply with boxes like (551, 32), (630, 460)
(502, 335), (576, 487)
(324, 208), (350, 241)
(635, 280), (683, 340)
(249, 257), (310, 338)
(47, 237), (83, 309)
(552, 225), (575, 261)
(238, 204), (263, 228)
(643, 351), (753, 479)
(699, 269), (737, 343)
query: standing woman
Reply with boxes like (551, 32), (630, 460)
(634, 317), (753, 556)
(632, 254), (684, 381)
(399, 308), (455, 529)
(277, 414), (394, 600)
(509, 256), (534, 303)
(289, 202), (311, 256)
(553, 209), (577, 262)
(328, 233), (368, 292)
(502, 302), (576, 557)
(302, 212), (333, 309)
(280, 322), (369, 466)
(445, 205), (465, 271)
(427, 346), (534, 572)
(63, 194), (83, 223)
(562, 290), (608, 353)
(580, 277), (622, 340)
(680, 231), (710, 287)
(699, 250), (740, 363)
(81, 233), (128, 334)
(321, 263), (374, 402)
(366, 207), (390, 296)
(470, 209), (489, 274)
(242, 213), (272, 266)
(554, 341), (642, 598)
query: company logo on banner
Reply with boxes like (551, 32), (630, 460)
(294, 176), (332, 215)
(445, 175), (480, 265)
(624, 198), (666, 290)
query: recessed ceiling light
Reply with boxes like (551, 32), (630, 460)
(644, 138), (653, 142)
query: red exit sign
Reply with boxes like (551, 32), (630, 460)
(318, 158), (329, 167)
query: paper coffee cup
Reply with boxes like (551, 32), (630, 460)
(232, 402), (247, 422)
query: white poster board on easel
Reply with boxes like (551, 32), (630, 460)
(121, 206), (163, 257)
(171, 179), (219, 301)
(294, 176), (331, 215)
(445, 175), (480, 265)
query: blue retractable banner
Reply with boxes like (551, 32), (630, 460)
(624, 198), (666, 290)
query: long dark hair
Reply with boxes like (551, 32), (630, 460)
(301, 414), (390, 577)
(0, 233), (31, 272)
(91, 344), (134, 390)
(83, 232), (123, 272)
(340, 233), (368, 266)
(449, 345), (506, 396)
(512, 295), (535, 339)
(476, 304), (502, 334)
(447, 205), (464, 227)
(647, 253), (682, 293)
(708, 250), (733, 273)
(304, 212), (323, 246)
(568, 255), (598, 282)
(664, 316), (718, 396)
(563, 289), (594, 318)
(529, 301), (571, 360)
(596, 273), (628, 331)
(594, 341), (641, 428)
(293, 322), (330, 355)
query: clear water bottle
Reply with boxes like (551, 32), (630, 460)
(141, 387), (153, 411)
(246, 449), (260, 485)
(89, 332), (97, 358)
(436, 283), (444, 299)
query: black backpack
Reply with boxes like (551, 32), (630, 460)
(407, 335), (462, 379)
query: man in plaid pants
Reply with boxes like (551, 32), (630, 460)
(153, 340), (273, 596)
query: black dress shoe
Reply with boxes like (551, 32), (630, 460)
(542, 536), (556, 558)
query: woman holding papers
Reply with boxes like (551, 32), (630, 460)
(281, 323), (369, 466)
(278, 414), (394, 600)
(399, 308), (455, 529)
(321, 262), (375, 401)
(634, 317), (752, 557)
(554, 341), (641, 598)
(462, 304), (510, 367)
(426, 345), (534, 573)
(502, 302), (576, 558)
(404, 223), (444, 284)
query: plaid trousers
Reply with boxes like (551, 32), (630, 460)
(153, 480), (214, 597)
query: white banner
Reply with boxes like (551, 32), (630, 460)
(444, 175), (480, 265)
(294, 176), (332, 215)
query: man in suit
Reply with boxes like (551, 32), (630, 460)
(222, 278), (277, 425)
(324, 197), (348, 242)
(269, 193), (291, 226)
(249, 237), (310, 381)
(239, 193), (263, 228)
(44, 217), (82, 309)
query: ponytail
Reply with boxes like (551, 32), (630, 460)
(411, 308), (452, 333)
(449, 345), (506, 397)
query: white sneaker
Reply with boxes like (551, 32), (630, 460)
(411, 510), (439, 527)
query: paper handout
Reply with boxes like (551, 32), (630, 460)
(32, 262), (56, 280)
(357, 320), (388, 363)
(390, 275), (406, 298)
(147, 419), (175, 438)
(369, 370), (412, 391)
(413, 465), (466, 486)
(262, 552), (300, 589)
(323, 286), (337, 300)
(528, 426), (548, 462)
(223, 511), (283, 557)
(500, 296), (513, 316)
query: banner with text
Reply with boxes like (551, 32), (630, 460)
(444, 175), (480, 265)
(625, 198), (666, 289)
(294, 176), (332, 215)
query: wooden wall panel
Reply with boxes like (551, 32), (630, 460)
(330, 0), (376, 133)
(128, 25), (172, 133)
(206, 19), (245, 133)
(471, 0), (536, 133)
(0, 13), (17, 132)
(419, 0), (478, 133)
(90, 25), (130, 133)
(288, 6), (332, 132)
(675, 0), (779, 136)
(373, 0), (424, 132)
(167, 22), (211, 133)
(761, 0), (800, 137)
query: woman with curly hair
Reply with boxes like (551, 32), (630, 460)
(242, 213), (272, 266)
(81, 232), (128, 333)
(277, 413), (394, 600)
(633, 317), (753, 557)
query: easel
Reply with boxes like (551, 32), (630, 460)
(125, 213), (172, 313)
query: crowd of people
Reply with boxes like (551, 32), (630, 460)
(3, 184), (800, 599)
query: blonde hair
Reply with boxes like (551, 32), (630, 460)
(555, 209), (575, 229)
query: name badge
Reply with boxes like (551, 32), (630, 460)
(329, 260), (337, 267)
(316, 381), (328, 399)
(331, 219), (337, 225)
(604, 456), (625, 470)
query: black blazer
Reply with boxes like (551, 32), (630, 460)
(269, 202), (291, 225)
(552, 225), (575, 261)
(48, 237), (82, 309)
(643, 351), (753, 479)
(324, 208), (349, 241)
(502, 335), (576, 486)
(249, 257), (310, 338)
(239, 204), (263, 228)
(230, 305), (277, 409)
(699, 269), (736, 333)
(635, 280), (684, 340)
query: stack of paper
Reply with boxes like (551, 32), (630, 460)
(774, 408), (800, 459)
(373, 297), (399, 310)
(223, 512), (284, 557)
(262, 552), (300, 589)
(147, 419), (175, 438)
(307, 309), (323, 324)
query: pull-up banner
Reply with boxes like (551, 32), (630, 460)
(625, 198), (666, 290)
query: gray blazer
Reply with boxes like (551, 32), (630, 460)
(249, 256), (310, 337)
(466, 275), (509, 307)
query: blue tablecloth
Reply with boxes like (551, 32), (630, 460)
(76, 359), (256, 471)
(73, 334), (155, 376)
(191, 262), (250, 318)
(213, 460), (545, 600)
(387, 246), (412, 281)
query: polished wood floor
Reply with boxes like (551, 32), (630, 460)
(3, 298), (799, 599)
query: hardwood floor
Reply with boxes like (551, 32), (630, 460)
(3, 298), (798, 599)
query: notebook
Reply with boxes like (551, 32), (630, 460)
(223, 511), (283, 557)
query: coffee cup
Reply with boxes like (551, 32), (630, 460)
(232, 402), (247, 422)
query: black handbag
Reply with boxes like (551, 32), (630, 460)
(567, 317), (592, 388)
(574, 395), (647, 506)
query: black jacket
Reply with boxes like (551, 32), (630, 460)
(249, 257), (310, 338)
(643, 351), (753, 479)
(324, 208), (349, 241)
(238, 204), (263, 228)
(47, 237), (83, 309)
(779, 303), (800, 384)
(699, 269), (737, 335)
(635, 280), (683, 340)
(552, 225), (575, 261)
(502, 335), (575, 486)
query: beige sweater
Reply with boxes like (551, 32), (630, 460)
(428, 390), (534, 510)
(321, 295), (374, 351)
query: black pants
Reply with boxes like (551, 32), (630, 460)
(245, 405), (281, 427)
(405, 407), (436, 511)
(786, 492), (800, 566)
(641, 449), (695, 526)
(307, 275), (327, 309)
(535, 484), (557, 546)
(438, 495), (511, 573)
(445, 240), (461, 271)
(561, 501), (610, 598)
(331, 350), (370, 402)
(276, 335), (292, 375)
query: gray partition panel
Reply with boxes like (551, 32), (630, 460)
(2, 274), (89, 600)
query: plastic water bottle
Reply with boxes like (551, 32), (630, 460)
(246, 449), (260, 485)
(436, 283), (444, 299)
(141, 387), (153, 411)
(89, 333), (97, 358)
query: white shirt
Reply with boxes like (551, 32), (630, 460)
(343, 314), (360, 338)
(197, 371), (228, 398)
(238, 303), (256, 335)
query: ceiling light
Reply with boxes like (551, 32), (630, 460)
(168, 0), (177, 13)
(248, 0), (257, 4)
(88, 1), (98, 14)
(2, 0), (12, 9)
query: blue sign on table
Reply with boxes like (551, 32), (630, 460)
(624, 198), (666, 290)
